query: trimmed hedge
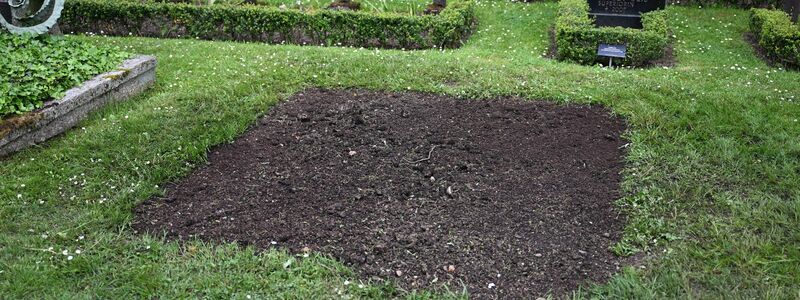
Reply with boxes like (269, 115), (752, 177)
(60, 0), (476, 49)
(555, 0), (670, 67)
(750, 8), (800, 68)
(668, 0), (778, 9)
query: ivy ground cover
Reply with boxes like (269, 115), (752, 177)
(1, 1), (799, 298)
(0, 34), (127, 116)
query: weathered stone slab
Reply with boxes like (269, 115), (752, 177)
(0, 55), (156, 157)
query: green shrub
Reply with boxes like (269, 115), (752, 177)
(555, 0), (670, 67)
(669, 0), (778, 9)
(60, 0), (476, 49)
(129, 0), (432, 15)
(0, 33), (128, 117)
(750, 8), (800, 68)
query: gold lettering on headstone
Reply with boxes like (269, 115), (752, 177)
(596, 0), (648, 14)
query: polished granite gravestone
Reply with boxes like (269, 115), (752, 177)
(784, 0), (799, 22)
(588, 0), (666, 28)
(0, 0), (11, 24)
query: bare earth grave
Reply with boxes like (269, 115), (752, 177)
(134, 89), (629, 298)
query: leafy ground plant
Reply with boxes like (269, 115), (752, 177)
(0, 33), (128, 117)
(0, 1), (799, 299)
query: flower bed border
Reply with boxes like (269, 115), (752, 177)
(0, 55), (157, 157)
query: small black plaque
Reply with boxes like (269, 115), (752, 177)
(598, 44), (627, 58)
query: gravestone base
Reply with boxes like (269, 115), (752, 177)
(591, 13), (643, 28)
(48, 23), (62, 35)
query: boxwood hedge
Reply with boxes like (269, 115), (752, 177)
(60, 0), (476, 49)
(669, 0), (778, 9)
(555, 0), (670, 67)
(750, 8), (800, 68)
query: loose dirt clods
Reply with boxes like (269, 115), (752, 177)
(134, 89), (629, 298)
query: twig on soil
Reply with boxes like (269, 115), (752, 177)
(404, 145), (439, 164)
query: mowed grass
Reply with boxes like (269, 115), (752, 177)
(1, 1), (799, 298)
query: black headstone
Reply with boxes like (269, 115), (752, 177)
(783, 0), (799, 23)
(588, 0), (667, 29)
(0, 0), (11, 26)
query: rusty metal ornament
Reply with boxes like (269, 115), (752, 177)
(0, 0), (64, 34)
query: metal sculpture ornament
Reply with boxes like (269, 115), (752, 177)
(0, 0), (64, 34)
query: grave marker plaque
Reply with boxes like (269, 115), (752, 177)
(588, 0), (666, 28)
(598, 44), (627, 58)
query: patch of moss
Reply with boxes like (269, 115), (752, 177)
(0, 112), (44, 140)
(102, 68), (132, 80)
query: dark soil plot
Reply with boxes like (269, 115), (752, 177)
(134, 89), (629, 298)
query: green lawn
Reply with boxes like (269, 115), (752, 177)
(2, 1), (799, 298)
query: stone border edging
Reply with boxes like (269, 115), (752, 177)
(0, 55), (157, 157)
